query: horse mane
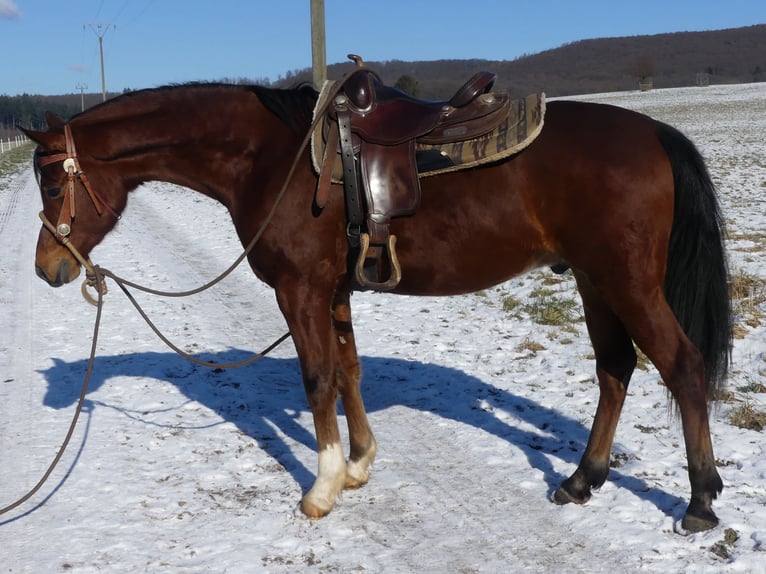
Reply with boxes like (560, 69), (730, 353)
(69, 82), (319, 135)
(248, 83), (319, 133)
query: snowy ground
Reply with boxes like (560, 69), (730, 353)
(1, 83), (765, 573)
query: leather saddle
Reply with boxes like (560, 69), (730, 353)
(317, 55), (511, 291)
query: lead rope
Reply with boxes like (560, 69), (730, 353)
(0, 266), (104, 517)
(0, 71), (365, 516)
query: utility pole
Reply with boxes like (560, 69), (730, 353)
(310, 0), (326, 88)
(85, 22), (114, 102)
(76, 83), (88, 112)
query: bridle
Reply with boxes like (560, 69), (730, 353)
(36, 124), (121, 235)
(35, 123), (120, 296)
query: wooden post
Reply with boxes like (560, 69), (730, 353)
(310, 0), (327, 88)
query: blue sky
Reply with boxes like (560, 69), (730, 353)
(1, 0), (763, 96)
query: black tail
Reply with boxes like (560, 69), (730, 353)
(657, 122), (732, 399)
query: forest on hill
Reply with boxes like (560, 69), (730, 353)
(2, 24), (764, 138)
(295, 24), (766, 100)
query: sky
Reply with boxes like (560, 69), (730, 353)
(0, 0), (764, 96)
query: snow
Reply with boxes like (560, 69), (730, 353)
(1, 83), (766, 573)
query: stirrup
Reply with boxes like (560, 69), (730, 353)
(354, 233), (402, 291)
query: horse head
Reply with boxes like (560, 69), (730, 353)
(22, 117), (125, 287)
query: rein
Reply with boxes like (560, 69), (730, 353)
(1, 74), (358, 517)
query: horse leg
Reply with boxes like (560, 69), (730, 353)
(553, 273), (637, 505)
(275, 282), (346, 518)
(332, 291), (377, 489)
(630, 311), (723, 532)
(580, 284), (722, 532)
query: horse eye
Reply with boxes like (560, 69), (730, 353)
(45, 187), (62, 199)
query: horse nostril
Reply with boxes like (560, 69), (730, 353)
(56, 260), (73, 286)
(35, 265), (55, 285)
(35, 262), (70, 287)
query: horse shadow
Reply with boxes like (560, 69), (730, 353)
(38, 348), (687, 521)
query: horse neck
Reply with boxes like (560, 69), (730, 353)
(74, 87), (301, 207)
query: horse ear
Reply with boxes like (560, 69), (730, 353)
(45, 111), (66, 128)
(18, 125), (64, 150)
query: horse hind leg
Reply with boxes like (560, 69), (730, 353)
(332, 291), (377, 489)
(553, 274), (637, 505)
(591, 286), (723, 532)
(631, 309), (723, 532)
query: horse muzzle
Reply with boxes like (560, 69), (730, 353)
(35, 258), (80, 287)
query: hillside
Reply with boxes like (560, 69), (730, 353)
(1, 23), (764, 136)
(288, 24), (766, 99)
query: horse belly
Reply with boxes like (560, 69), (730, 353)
(389, 206), (554, 296)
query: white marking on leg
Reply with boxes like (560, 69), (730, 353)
(345, 436), (377, 488)
(303, 442), (346, 515)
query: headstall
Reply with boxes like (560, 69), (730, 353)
(36, 123), (120, 240)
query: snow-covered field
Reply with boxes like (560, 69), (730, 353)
(1, 83), (765, 573)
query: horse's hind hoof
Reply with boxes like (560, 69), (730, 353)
(681, 508), (719, 533)
(552, 485), (590, 506)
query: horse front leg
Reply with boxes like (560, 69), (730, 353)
(275, 283), (346, 519)
(332, 290), (377, 489)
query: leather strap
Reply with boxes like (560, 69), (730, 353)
(315, 121), (339, 209)
(336, 105), (365, 243)
(35, 123), (121, 239)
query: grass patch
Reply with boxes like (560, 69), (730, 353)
(729, 402), (766, 431)
(523, 286), (581, 327)
(501, 293), (522, 313)
(515, 338), (546, 355)
(0, 143), (34, 189)
(729, 268), (766, 330)
(737, 381), (766, 394)
(634, 346), (652, 372)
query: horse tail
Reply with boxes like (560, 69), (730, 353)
(656, 122), (732, 399)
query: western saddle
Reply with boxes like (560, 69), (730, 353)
(317, 55), (511, 291)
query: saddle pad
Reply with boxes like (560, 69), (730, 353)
(310, 81), (546, 182)
(415, 92), (545, 177)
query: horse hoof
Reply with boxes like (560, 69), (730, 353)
(343, 472), (369, 490)
(344, 438), (377, 490)
(552, 486), (590, 506)
(300, 495), (335, 519)
(300, 489), (335, 520)
(681, 509), (719, 533)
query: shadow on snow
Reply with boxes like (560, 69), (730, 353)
(36, 348), (686, 521)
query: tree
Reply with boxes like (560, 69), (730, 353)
(394, 75), (419, 97)
(632, 56), (656, 82)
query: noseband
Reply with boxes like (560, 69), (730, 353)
(36, 123), (119, 300)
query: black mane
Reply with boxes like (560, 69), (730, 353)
(248, 83), (318, 134)
(70, 82), (319, 135)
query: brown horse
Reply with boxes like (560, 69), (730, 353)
(22, 81), (730, 532)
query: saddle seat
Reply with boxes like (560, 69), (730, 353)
(318, 55), (512, 291)
(337, 64), (506, 146)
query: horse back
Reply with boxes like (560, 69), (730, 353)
(389, 100), (674, 295)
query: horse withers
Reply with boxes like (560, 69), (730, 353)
(22, 79), (730, 533)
